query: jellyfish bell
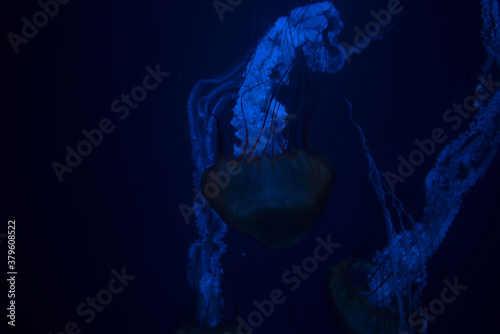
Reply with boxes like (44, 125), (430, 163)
(193, 1), (345, 248)
(327, 257), (401, 334)
(201, 150), (336, 248)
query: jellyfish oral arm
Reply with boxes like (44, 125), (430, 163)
(186, 1), (348, 327)
(231, 1), (346, 158)
(342, 2), (500, 331)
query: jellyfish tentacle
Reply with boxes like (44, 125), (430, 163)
(327, 5), (500, 331)
(186, 1), (347, 327)
(186, 61), (247, 327)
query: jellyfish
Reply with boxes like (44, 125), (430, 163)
(183, 1), (346, 329)
(197, 1), (345, 248)
(181, 0), (500, 332)
(327, 257), (401, 334)
(326, 0), (500, 332)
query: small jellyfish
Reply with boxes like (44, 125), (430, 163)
(327, 257), (401, 334)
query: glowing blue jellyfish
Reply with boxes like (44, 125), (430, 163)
(185, 1), (345, 329)
(326, 1), (500, 332)
(183, 0), (500, 332)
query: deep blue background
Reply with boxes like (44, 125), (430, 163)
(2, 0), (500, 333)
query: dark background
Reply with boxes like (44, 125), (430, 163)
(2, 0), (500, 333)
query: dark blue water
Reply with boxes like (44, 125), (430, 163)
(3, 0), (500, 333)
